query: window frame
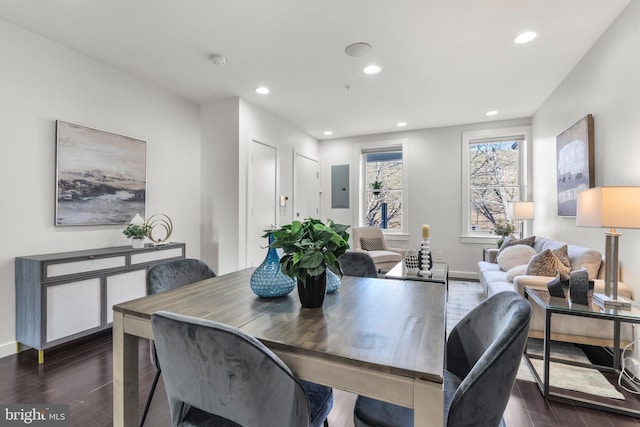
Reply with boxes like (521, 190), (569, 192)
(460, 126), (530, 244)
(355, 138), (408, 237)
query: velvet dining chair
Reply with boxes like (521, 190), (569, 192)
(337, 251), (379, 278)
(353, 291), (531, 427)
(151, 310), (334, 427)
(140, 258), (216, 427)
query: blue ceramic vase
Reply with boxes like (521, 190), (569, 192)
(250, 235), (296, 297)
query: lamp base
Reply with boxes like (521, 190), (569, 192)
(593, 293), (632, 309)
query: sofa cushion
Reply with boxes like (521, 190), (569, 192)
(497, 245), (536, 271)
(366, 250), (402, 264)
(498, 235), (535, 254)
(360, 237), (384, 251)
(526, 249), (561, 277)
(506, 264), (528, 282)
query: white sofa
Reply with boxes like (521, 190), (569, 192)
(478, 236), (634, 347)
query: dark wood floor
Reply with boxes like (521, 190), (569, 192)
(3, 279), (640, 426)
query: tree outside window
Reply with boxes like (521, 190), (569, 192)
(365, 150), (402, 230)
(469, 139), (521, 233)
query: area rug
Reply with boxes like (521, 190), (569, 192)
(448, 280), (624, 400)
(517, 339), (624, 400)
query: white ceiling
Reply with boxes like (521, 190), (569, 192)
(0, 0), (630, 140)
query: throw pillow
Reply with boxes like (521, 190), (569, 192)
(497, 245), (537, 272)
(569, 247), (603, 280)
(506, 264), (528, 282)
(552, 245), (571, 280)
(498, 235), (535, 254)
(526, 249), (561, 277)
(360, 237), (384, 251)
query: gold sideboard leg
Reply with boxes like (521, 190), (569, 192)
(16, 342), (21, 353)
(38, 349), (45, 364)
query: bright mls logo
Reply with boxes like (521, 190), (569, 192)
(0, 405), (69, 426)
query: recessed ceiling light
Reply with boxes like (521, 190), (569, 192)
(363, 65), (382, 75)
(486, 110), (499, 116)
(255, 86), (270, 95)
(514, 31), (537, 44)
(323, 131), (333, 136)
(397, 122), (407, 127)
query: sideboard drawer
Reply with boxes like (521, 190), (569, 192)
(46, 278), (102, 342)
(131, 247), (184, 265)
(46, 256), (126, 279)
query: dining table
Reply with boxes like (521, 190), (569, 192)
(112, 267), (447, 426)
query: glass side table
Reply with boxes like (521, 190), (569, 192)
(524, 286), (640, 418)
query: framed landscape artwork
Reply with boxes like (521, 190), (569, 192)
(55, 121), (147, 225)
(556, 114), (594, 217)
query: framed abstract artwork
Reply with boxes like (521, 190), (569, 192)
(556, 114), (594, 217)
(55, 121), (147, 225)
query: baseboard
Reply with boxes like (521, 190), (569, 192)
(0, 340), (17, 359)
(449, 270), (478, 281)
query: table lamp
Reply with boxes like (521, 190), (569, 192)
(576, 187), (640, 308)
(513, 201), (535, 238)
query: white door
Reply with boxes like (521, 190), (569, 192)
(294, 153), (320, 220)
(247, 140), (277, 267)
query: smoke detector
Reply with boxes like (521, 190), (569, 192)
(344, 42), (372, 57)
(209, 54), (227, 65)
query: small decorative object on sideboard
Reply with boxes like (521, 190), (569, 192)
(418, 224), (432, 275)
(146, 213), (173, 245)
(123, 213), (150, 248)
(267, 218), (350, 308)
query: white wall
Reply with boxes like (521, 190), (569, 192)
(531, 1), (640, 297)
(0, 20), (202, 357)
(320, 118), (531, 279)
(200, 98), (319, 274)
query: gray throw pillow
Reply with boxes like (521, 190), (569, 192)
(499, 235), (535, 254)
(360, 237), (384, 251)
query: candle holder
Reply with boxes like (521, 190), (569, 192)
(418, 238), (432, 275)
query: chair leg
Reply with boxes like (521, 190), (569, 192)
(324, 420), (329, 427)
(140, 368), (161, 427)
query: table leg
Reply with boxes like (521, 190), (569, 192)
(613, 319), (621, 370)
(543, 309), (551, 397)
(413, 379), (443, 426)
(113, 312), (139, 427)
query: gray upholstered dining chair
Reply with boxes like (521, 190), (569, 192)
(353, 291), (531, 427)
(140, 258), (216, 427)
(151, 310), (334, 427)
(337, 252), (378, 278)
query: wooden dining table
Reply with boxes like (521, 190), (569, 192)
(112, 268), (447, 426)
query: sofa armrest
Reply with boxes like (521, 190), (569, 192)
(484, 248), (499, 263)
(512, 275), (555, 296)
(386, 247), (406, 257)
(513, 276), (634, 301)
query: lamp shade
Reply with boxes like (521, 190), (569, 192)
(513, 201), (535, 220)
(576, 187), (640, 229)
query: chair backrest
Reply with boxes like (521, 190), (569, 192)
(147, 258), (216, 295)
(337, 252), (378, 278)
(351, 227), (389, 251)
(445, 291), (531, 427)
(151, 311), (311, 427)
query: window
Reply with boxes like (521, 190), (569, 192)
(359, 142), (406, 232)
(462, 127), (529, 238)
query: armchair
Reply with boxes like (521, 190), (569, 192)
(351, 227), (405, 272)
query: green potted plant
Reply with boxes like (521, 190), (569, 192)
(371, 180), (383, 195)
(123, 222), (150, 248)
(266, 218), (350, 308)
(494, 221), (515, 248)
